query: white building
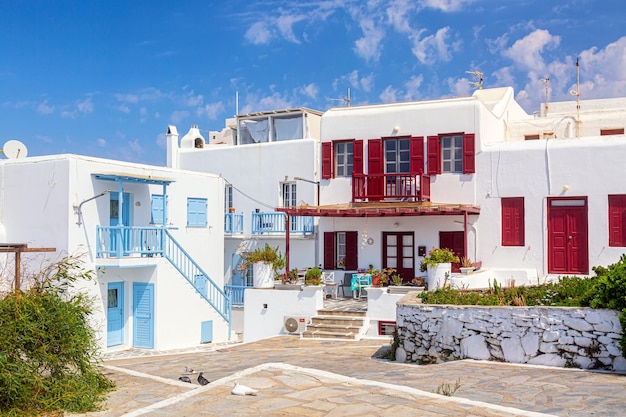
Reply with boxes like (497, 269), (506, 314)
(0, 154), (231, 352)
(278, 87), (626, 291)
(166, 109), (324, 294)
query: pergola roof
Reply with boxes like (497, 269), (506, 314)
(93, 172), (175, 185)
(276, 201), (480, 217)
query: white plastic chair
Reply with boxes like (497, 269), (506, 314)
(322, 272), (337, 299)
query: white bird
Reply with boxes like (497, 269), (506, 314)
(231, 381), (258, 396)
(184, 366), (195, 374)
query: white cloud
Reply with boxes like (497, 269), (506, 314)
(97, 138), (107, 147)
(115, 93), (139, 104)
(170, 110), (189, 124)
(197, 101), (225, 120)
(578, 36), (626, 98)
(128, 139), (144, 155)
(77, 97), (93, 114)
(240, 92), (292, 114)
(335, 70), (376, 93)
(447, 76), (472, 97)
(386, 0), (416, 34)
(183, 90), (204, 107)
(37, 100), (54, 115)
(411, 26), (456, 64)
(245, 22), (272, 45)
(502, 29), (560, 71)
(379, 85), (399, 103)
(420, 0), (475, 12)
(404, 75), (424, 100)
(298, 83), (318, 99)
(354, 17), (385, 62)
(276, 12), (307, 44)
(115, 104), (131, 114)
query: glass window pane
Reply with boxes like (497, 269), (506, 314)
(403, 258), (413, 268)
(108, 289), (118, 308)
(388, 258), (397, 268)
(386, 235), (397, 245)
(388, 247), (397, 257)
(403, 246), (413, 257)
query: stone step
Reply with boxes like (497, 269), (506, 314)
(301, 330), (358, 340)
(310, 316), (365, 327)
(316, 309), (367, 318)
(306, 323), (361, 334)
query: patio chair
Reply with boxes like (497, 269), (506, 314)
(322, 272), (337, 299)
(339, 272), (354, 297)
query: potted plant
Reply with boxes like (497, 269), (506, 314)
(304, 266), (323, 285)
(460, 257), (474, 274)
(244, 243), (285, 288)
(419, 247), (459, 290)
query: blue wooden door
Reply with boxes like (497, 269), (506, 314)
(107, 282), (124, 347)
(133, 283), (154, 348)
(110, 192), (131, 254)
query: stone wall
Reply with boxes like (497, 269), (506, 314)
(396, 298), (626, 371)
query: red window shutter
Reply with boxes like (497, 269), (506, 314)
(463, 133), (475, 174)
(323, 232), (336, 269)
(608, 195), (626, 247)
(427, 136), (441, 174)
(502, 197), (525, 246)
(353, 140), (364, 175)
(321, 142), (333, 179)
(345, 231), (359, 270)
(410, 136), (424, 174)
(367, 139), (383, 174)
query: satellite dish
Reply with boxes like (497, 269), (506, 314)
(2, 140), (28, 159)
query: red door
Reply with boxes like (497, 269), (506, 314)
(383, 232), (414, 283)
(439, 231), (465, 272)
(548, 197), (588, 274)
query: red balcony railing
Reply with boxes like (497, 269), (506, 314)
(352, 173), (430, 202)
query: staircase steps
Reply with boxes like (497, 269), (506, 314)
(302, 310), (367, 340)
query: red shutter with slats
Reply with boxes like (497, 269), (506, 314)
(608, 195), (626, 247)
(323, 232), (336, 269)
(345, 231), (358, 270)
(353, 140), (363, 175)
(321, 142), (333, 179)
(502, 197), (525, 246)
(410, 136), (424, 174)
(463, 133), (475, 174)
(367, 139), (384, 201)
(427, 135), (440, 175)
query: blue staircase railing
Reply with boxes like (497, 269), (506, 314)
(162, 229), (231, 327)
(224, 285), (249, 306)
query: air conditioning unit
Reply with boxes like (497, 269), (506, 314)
(284, 316), (309, 334)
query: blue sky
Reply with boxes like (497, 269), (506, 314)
(1, 0), (625, 165)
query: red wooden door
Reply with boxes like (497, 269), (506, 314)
(439, 231), (465, 272)
(383, 232), (414, 283)
(548, 197), (588, 274)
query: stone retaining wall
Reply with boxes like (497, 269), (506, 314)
(396, 298), (626, 371)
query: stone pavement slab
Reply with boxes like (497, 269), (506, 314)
(76, 337), (626, 417)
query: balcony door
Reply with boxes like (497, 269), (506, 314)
(383, 232), (414, 283)
(110, 192), (131, 254)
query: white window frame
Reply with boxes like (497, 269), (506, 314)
(281, 182), (297, 208)
(334, 141), (353, 177)
(384, 138), (410, 174)
(441, 134), (463, 173)
(225, 185), (233, 213)
(336, 232), (347, 270)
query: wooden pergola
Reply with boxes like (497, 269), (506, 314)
(0, 244), (56, 293)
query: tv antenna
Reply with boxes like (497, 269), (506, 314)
(1, 140), (28, 159)
(542, 77), (550, 115)
(466, 70), (483, 90)
(330, 87), (351, 107)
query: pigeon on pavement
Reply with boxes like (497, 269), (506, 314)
(184, 366), (194, 374)
(178, 376), (192, 383)
(197, 372), (210, 386)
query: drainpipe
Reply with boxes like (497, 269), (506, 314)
(285, 213), (290, 275)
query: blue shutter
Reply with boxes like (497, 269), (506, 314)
(187, 198), (208, 227)
(151, 194), (164, 224)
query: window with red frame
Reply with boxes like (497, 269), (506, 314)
(324, 231), (358, 270)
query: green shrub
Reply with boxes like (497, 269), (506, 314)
(0, 256), (114, 416)
(585, 254), (626, 357)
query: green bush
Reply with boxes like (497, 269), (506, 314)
(0, 256), (114, 416)
(585, 254), (626, 357)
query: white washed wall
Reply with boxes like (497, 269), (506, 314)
(396, 300), (626, 371)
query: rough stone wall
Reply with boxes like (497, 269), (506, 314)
(396, 303), (626, 371)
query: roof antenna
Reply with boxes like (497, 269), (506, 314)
(568, 57), (581, 137)
(330, 87), (351, 107)
(542, 77), (550, 116)
(466, 70), (483, 90)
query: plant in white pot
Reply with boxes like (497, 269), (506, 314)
(244, 244), (285, 288)
(460, 257), (474, 275)
(419, 247), (459, 290)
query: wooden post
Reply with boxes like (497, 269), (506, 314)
(0, 244), (56, 295)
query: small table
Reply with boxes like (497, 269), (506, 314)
(350, 274), (372, 299)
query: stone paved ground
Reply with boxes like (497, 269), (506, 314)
(74, 337), (626, 417)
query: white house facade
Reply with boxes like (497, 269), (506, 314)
(0, 154), (230, 352)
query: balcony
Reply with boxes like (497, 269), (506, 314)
(251, 212), (314, 235)
(96, 226), (164, 258)
(225, 212), (244, 234)
(352, 173), (430, 202)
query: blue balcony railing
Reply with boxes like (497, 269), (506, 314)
(96, 226), (164, 258)
(225, 284), (250, 306)
(224, 212), (244, 234)
(251, 212), (314, 235)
